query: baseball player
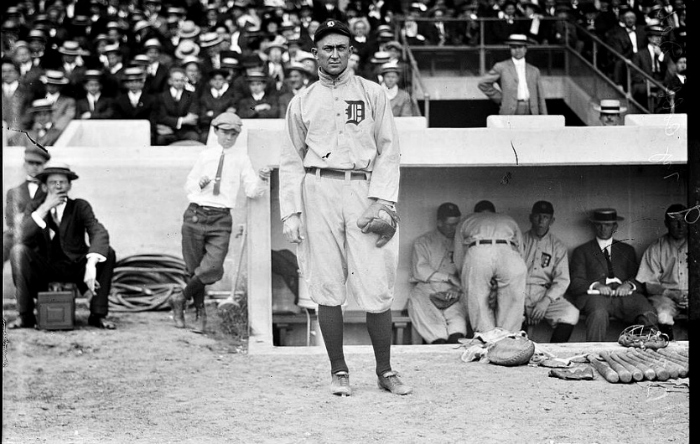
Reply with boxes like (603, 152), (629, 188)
(522, 201), (579, 342)
(170, 112), (270, 333)
(454, 200), (527, 334)
(279, 19), (411, 396)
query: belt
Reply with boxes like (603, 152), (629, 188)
(517, 99), (529, 102)
(468, 239), (515, 248)
(306, 167), (370, 181)
(189, 202), (230, 213)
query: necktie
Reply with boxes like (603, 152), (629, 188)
(89, 96), (95, 111)
(212, 151), (225, 196)
(603, 248), (615, 279)
(52, 208), (61, 226)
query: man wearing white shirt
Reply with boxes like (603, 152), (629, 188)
(478, 34), (547, 115)
(569, 208), (658, 342)
(170, 113), (270, 332)
(9, 162), (117, 329)
(3, 146), (50, 263)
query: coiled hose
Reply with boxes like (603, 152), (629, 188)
(108, 254), (188, 312)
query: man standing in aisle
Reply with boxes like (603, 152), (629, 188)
(279, 20), (410, 397)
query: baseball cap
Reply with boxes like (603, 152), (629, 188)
(212, 112), (243, 131)
(314, 19), (351, 43)
(25, 145), (51, 163)
(437, 203), (461, 220)
(531, 201), (554, 215)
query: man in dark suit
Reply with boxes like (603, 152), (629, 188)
(8, 162), (117, 329)
(236, 71), (280, 119)
(478, 34), (548, 115)
(76, 70), (114, 119)
(606, 9), (647, 86)
(155, 67), (200, 145)
(569, 208), (658, 342)
(631, 25), (667, 109)
(22, 98), (64, 148)
(111, 67), (157, 144)
(3, 145), (50, 263)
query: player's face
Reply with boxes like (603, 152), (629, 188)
(215, 127), (240, 149)
(665, 215), (687, 241)
(530, 213), (554, 237)
(314, 33), (351, 77)
(437, 216), (461, 239)
(593, 222), (616, 240)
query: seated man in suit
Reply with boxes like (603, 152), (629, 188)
(3, 145), (50, 263)
(9, 162), (117, 329)
(198, 68), (237, 143)
(408, 203), (468, 344)
(22, 99), (63, 148)
(635, 204), (689, 340)
(569, 208), (658, 342)
(76, 70), (114, 120)
(37, 70), (77, 133)
(155, 67), (200, 145)
(111, 67), (157, 144)
(236, 71), (280, 119)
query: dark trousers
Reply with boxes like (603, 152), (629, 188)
(181, 203), (232, 285)
(575, 292), (658, 342)
(3, 231), (14, 263)
(10, 244), (117, 320)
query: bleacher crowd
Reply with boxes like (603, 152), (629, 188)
(1, 0), (688, 146)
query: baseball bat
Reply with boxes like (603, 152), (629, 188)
(600, 351), (632, 383)
(628, 349), (671, 380)
(610, 352), (643, 381)
(616, 352), (655, 381)
(640, 349), (682, 378)
(587, 354), (620, 383)
(646, 349), (688, 378)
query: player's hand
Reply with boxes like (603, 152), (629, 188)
(283, 213), (304, 244)
(258, 167), (271, 182)
(614, 282), (634, 297)
(83, 260), (98, 293)
(528, 298), (551, 325)
(199, 176), (211, 189)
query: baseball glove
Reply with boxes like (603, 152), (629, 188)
(617, 324), (669, 349)
(356, 202), (399, 248)
(487, 331), (536, 366)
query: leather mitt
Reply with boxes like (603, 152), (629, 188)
(356, 202), (399, 248)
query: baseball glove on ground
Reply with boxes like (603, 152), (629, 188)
(487, 331), (536, 366)
(356, 202), (399, 247)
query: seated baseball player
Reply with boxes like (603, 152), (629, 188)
(408, 203), (468, 344)
(635, 204), (689, 340)
(522, 201), (579, 342)
(8, 162), (117, 329)
(569, 208), (658, 342)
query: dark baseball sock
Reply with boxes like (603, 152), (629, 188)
(447, 332), (465, 344)
(366, 309), (392, 377)
(184, 275), (205, 305)
(550, 323), (575, 343)
(431, 338), (447, 344)
(317, 305), (348, 375)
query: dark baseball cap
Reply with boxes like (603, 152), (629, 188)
(474, 200), (495, 213)
(314, 19), (351, 43)
(531, 200), (554, 215)
(437, 203), (461, 220)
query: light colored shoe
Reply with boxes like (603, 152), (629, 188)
(330, 371), (352, 397)
(377, 371), (413, 395)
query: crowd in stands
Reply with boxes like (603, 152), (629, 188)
(1, 0), (688, 145)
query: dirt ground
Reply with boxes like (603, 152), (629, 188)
(2, 307), (690, 444)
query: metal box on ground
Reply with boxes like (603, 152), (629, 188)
(36, 291), (75, 330)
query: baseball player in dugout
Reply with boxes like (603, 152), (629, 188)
(171, 112), (270, 333)
(8, 162), (117, 330)
(453, 200), (527, 334)
(279, 19), (410, 397)
(569, 209), (659, 342)
(522, 201), (579, 342)
(408, 203), (468, 344)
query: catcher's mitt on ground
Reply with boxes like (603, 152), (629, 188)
(617, 325), (669, 349)
(356, 202), (399, 247)
(487, 331), (536, 366)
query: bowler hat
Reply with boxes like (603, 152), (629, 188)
(212, 112), (243, 131)
(36, 162), (79, 182)
(589, 208), (624, 223)
(314, 19), (351, 43)
(531, 201), (554, 215)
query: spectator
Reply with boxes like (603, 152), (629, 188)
(3, 145), (50, 263)
(594, 99), (627, 126)
(400, 4), (428, 46)
(155, 67), (200, 145)
(13, 41), (42, 86)
(143, 38), (170, 94)
(297, 51), (319, 83)
(607, 8), (647, 87)
(522, 1), (546, 44)
(426, 5), (453, 46)
(408, 202), (469, 344)
(347, 52), (362, 76)
(277, 62), (310, 112)
(478, 34), (548, 115)
(522, 201), (579, 343)
(380, 63), (414, 117)
(349, 16), (372, 63)
(366, 50), (391, 84)
(38, 70), (76, 133)
(631, 24), (667, 108)
(198, 68), (238, 142)
(8, 160), (117, 330)
(173, 20), (202, 50)
(76, 70), (114, 120)
(103, 43), (126, 96)
(174, 39), (201, 63)
(635, 204), (689, 341)
(454, 2), (481, 46)
(313, 0), (347, 23)
(236, 71), (280, 118)
(111, 67), (157, 144)
(453, 200), (527, 334)
(490, 1), (526, 44)
(569, 208), (658, 342)
(662, 51), (686, 114)
(262, 41), (288, 92)
(200, 32), (225, 77)
(2, 59), (29, 137)
(383, 40), (411, 89)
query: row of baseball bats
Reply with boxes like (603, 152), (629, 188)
(586, 347), (689, 383)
